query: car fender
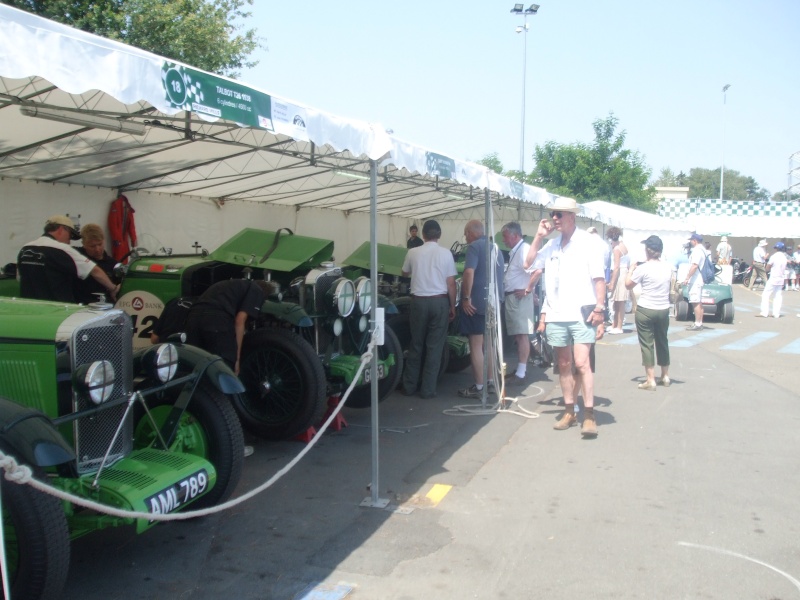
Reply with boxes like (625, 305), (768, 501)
(134, 344), (245, 395)
(260, 298), (313, 327)
(0, 397), (75, 468)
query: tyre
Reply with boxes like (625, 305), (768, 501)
(720, 301), (735, 324)
(1, 470), (70, 600)
(236, 329), (326, 440)
(133, 381), (244, 509)
(675, 299), (690, 321)
(742, 272), (752, 288)
(346, 325), (404, 408)
(387, 313), (448, 383)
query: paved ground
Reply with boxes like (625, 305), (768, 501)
(63, 283), (800, 600)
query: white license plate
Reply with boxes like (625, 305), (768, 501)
(363, 363), (386, 383)
(146, 469), (209, 515)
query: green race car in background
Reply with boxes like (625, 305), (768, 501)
(117, 228), (401, 440)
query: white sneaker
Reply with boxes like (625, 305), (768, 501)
(607, 327), (624, 335)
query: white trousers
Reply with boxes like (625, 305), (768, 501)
(760, 282), (783, 317)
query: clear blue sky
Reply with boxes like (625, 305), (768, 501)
(242, 0), (799, 197)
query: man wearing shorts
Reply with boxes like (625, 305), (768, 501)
(682, 233), (707, 331)
(524, 198), (606, 438)
(501, 221), (537, 386)
(458, 220), (504, 398)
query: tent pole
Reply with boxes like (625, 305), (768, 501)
(365, 158), (388, 508)
(482, 188), (492, 408)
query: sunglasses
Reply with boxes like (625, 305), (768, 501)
(549, 211), (564, 219)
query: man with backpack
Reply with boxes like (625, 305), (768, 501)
(681, 233), (709, 331)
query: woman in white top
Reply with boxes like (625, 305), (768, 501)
(606, 226), (630, 334)
(625, 235), (673, 390)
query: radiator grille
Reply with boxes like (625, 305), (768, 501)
(72, 310), (133, 474)
(312, 269), (341, 313)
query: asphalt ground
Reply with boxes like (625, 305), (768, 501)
(63, 283), (800, 600)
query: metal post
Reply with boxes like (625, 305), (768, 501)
(482, 188), (492, 408)
(720, 84), (730, 201)
(364, 158), (388, 509)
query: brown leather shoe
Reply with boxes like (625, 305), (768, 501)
(581, 408), (598, 437)
(553, 409), (577, 430)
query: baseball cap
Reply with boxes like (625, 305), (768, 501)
(641, 235), (663, 253)
(587, 226), (598, 234)
(688, 233), (703, 243)
(721, 236), (728, 242)
(46, 215), (81, 240)
(774, 241), (786, 251)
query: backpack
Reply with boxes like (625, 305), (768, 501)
(700, 251), (716, 284)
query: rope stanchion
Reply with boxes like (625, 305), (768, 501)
(0, 332), (380, 524)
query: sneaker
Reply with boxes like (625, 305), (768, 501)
(487, 381), (497, 395)
(637, 381), (657, 391)
(457, 384), (483, 398)
(506, 374), (528, 387)
(685, 323), (703, 331)
(659, 376), (671, 387)
(606, 327), (624, 335)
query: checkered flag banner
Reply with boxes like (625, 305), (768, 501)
(658, 198), (800, 219)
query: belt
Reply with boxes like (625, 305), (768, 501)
(754, 262), (765, 265)
(505, 290), (525, 295)
(412, 294), (448, 299)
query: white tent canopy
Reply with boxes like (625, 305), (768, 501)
(582, 200), (693, 264)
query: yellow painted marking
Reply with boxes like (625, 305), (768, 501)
(425, 484), (452, 507)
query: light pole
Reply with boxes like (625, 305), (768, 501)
(510, 3), (539, 176)
(719, 83), (731, 201)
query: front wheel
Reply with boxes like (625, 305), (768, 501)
(346, 326), (404, 408)
(236, 329), (326, 440)
(133, 381), (244, 509)
(1, 471), (70, 600)
(742, 272), (752, 288)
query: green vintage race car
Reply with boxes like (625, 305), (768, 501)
(0, 296), (245, 600)
(117, 228), (401, 440)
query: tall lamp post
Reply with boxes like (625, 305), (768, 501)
(719, 83), (731, 201)
(510, 3), (540, 177)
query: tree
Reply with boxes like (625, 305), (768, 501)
(477, 152), (504, 175)
(681, 167), (770, 202)
(653, 167), (677, 187)
(2, 0), (261, 77)
(530, 114), (656, 212)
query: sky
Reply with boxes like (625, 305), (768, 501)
(241, 0), (800, 197)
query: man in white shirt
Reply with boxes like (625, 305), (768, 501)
(759, 242), (789, 318)
(501, 222), (537, 386)
(715, 236), (733, 265)
(681, 233), (708, 331)
(524, 198), (606, 438)
(749, 239), (769, 290)
(401, 219), (457, 399)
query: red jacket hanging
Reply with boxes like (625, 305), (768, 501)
(108, 194), (138, 262)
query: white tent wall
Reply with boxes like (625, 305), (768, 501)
(0, 178), (411, 265)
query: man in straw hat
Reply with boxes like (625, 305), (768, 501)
(17, 215), (120, 303)
(523, 197), (606, 438)
(749, 239), (769, 290)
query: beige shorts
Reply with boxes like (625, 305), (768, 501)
(504, 293), (534, 335)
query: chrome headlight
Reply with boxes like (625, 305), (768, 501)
(328, 278), (356, 317)
(355, 276), (372, 314)
(153, 343), (179, 383)
(75, 360), (116, 405)
(358, 315), (369, 332)
(332, 318), (344, 336)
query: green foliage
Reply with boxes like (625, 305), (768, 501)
(2, 0), (261, 77)
(477, 153), (504, 175)
(682, 167), (770, 202)
(530, 114), (656, 212)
